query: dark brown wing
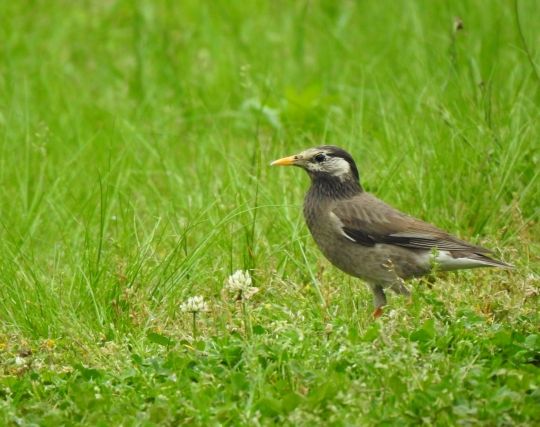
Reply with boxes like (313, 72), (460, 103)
(331, 193), (492, 254)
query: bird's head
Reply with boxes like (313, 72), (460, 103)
(271, 146), (360, 183)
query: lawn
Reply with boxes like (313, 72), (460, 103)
(0, 0), (539, 425)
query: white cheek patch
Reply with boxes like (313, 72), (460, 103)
(305, 156), (351, 180)
(306, 163), (323, 172)
(329, 158), (351, 177)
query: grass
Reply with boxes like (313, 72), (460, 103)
(0, 0), (539, 425)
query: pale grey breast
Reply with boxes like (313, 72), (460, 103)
(304, 188), (431, 284)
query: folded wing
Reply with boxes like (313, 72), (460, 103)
(330, 193), (511, 269)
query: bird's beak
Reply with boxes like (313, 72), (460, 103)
(270, 155), (298, 166)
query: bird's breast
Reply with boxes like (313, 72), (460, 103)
(303, 192), (431, 282)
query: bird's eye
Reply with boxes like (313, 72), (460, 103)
(314, 153), (326, 163)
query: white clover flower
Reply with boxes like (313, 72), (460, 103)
(242, 286), (259, 300)
(180, 295), (209, 313)
(227, 270), (252, 290)
(225, 270), (259, 300)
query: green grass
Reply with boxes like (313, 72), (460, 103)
(0, 0), (539, 425)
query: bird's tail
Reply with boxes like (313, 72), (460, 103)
(470, 253), (514, 269)
(435, 250), (514, 271)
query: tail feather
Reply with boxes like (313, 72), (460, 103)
(469, 253), (514, 269)
(435, 250), (514, 271)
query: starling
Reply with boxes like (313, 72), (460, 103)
(271, 146), (512, 317)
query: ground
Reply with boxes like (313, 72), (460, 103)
(0, 1), (539, 425)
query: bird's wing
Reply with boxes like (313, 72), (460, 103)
(330, 193), (492, 254)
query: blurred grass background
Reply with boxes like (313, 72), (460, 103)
(0, 0), (538, 425)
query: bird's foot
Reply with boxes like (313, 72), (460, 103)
(372, 307), (384, 319)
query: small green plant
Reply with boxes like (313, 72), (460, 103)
(224, 270), (259, 338)
(179, 296), (209, 339)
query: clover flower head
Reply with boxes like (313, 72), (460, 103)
(227, 270), (252, 290)
(180, 295), (209, 313)
(225, 270), (259, 300)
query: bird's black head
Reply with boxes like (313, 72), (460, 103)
(271, 145), (360, 182)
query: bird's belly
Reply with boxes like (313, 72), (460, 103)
(312, 231), (430, 283)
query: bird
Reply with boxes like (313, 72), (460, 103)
(271, 145), (512, 317)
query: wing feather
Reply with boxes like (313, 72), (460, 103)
(331, 193), (491, 254)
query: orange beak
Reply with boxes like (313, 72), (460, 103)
(270, 155), (297, 166)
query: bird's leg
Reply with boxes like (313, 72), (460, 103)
(392, 279), (413, 306)
(390, 279), (411, 299)
(369, 284), (387, 319)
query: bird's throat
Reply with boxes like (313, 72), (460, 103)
(309, 174), (363, 199)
